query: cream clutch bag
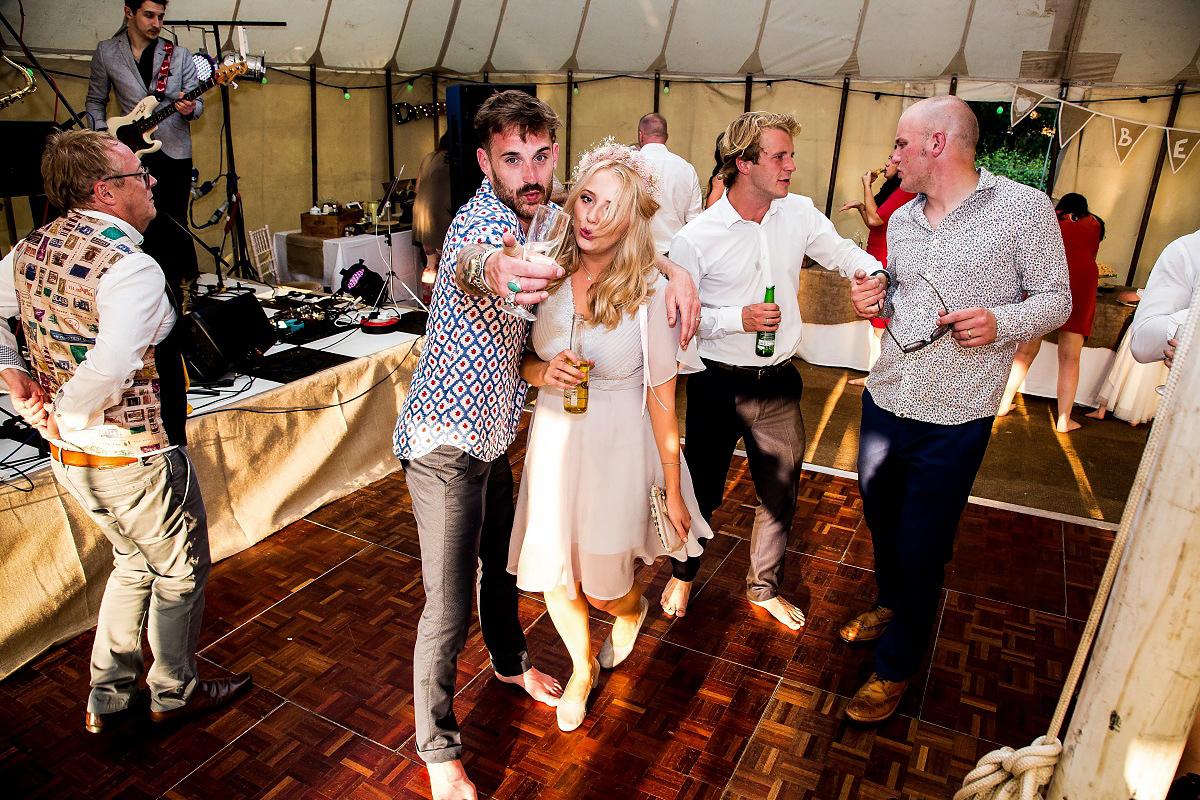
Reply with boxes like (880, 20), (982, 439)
(650, 485), (684, 553)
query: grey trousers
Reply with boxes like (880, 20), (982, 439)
(52, 447), (210, 715)
(677, 363), (806, 600)
(401, 445), (532, 764)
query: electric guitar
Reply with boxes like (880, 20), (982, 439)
(107, 60), (247, 157)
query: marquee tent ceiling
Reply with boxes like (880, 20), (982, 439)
(4, 0), (1199, 87)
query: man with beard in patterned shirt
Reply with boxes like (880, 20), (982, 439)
(845, 95), (1070, 723)
(393, 90), (699, 800)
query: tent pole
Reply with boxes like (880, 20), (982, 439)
(1128, 82), (1186, 286)
(654, 71), (660, 113)
(310, 65), (318, 207)
(824, 75), (850, 218)
(744, 74), (752, 112)
(566, 69), (573, 178)
(1045, 81), (1069, 196)
(432, 72), (440, 145)
(385, 68), (395, 179)
(949, 75), (957, 95)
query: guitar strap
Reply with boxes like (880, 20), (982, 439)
(154, 40), (174, 96)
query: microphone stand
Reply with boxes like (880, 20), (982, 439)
(159, 209), (238, 296)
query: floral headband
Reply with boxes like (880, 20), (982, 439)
(572, 137), (662, 199)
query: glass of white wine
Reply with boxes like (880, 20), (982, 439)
(498, 205), (570, 321)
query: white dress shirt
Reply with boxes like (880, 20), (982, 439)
(1130, 229), (1200, 364)
(0, 210), (176, 442)
(639, 142), (703, 254)
(669, 192), (879, 367)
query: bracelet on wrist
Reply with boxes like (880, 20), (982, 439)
(476, 247), (502, 295)
(661, 461), (680, 466)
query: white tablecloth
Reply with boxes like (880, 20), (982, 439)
(275, 230), (422, 302)
(797, 319), (1113, 408)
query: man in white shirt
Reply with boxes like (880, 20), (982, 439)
(638, 113), (703, 254)
(0, 129), (250, 735)
(1130, 229), (1200, 367)
(665, 111), (880, 629)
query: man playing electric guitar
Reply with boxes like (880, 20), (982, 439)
(87, 0), (201, 300)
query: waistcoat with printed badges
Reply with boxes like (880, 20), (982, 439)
(12, 211), (168, 456)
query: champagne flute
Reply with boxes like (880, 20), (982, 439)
(498, 205), (570, 321)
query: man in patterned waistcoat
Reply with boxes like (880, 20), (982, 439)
(0, 130), (251, 735)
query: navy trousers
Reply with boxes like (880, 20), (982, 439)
(857, 390), (993, 682)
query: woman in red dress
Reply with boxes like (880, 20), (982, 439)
(998, 193), (1104, 432)
(840, 160), (917, 383)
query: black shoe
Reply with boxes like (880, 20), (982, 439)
(1167, 773), (1200, 800)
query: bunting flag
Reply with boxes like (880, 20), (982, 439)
(1011, 86), (1043, 128)
(1167, 127), (1198, 173)
(1057, 103), (1095, 146)
(1112, 117), (1150, 164)
(1009, 88), (1199, 172)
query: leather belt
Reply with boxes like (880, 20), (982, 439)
(49, 443), (139, 469)
(702, 358), (794, 380)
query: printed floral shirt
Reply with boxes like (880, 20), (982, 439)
(866, 168), (1071, 425)
(393, 179), (535, 462)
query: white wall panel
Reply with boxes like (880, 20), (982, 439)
(490, 0), (586, 73)
(759, 1), (859, 77)
(575, 0), (672, 73)
(664, 0), (765, 74)
(857, 0), (970, 79)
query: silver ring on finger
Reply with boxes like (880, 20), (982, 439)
(505, 290), (517, 304)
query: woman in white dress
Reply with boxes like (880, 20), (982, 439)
(508, 143), (712, 732)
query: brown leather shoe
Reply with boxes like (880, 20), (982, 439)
(839, 606), (894, 643)
(845, 673), (908, 723)
(84, 690), (146, 734)
(149, 674), (253, 724)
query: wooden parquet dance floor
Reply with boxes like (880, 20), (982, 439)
(0, 416), (1116, 799)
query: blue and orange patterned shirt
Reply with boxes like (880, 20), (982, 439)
(393, 179), (541, 462)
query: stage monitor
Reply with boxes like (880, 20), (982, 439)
(181, 290), (277, 382)
(0, 121), (60, 197)
(445, 83), (537, 212)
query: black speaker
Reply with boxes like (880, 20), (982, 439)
(445, 83), (538, 212)
(0, 120), (59, 198)
(181, 291), (277, 382)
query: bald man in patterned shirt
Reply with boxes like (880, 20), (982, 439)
(846, 96), (1071, 723)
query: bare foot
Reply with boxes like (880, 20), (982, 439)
(660, 577), (693, 617)
(1056, 418), (1082, 433)
(494, 666), (562, 707)
(1084, 408), (1106, 420)
(996, 403), (1016, 417)
(428, 760), (477, 800)
(749, 595), (805, 630)
(847, 376), (867, 386)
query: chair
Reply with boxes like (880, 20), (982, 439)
(247, 224), (281, 283)
(247, 224), (322, 292)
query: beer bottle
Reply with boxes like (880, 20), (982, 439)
(564, 312), (590, 414)
(755, 285), (776, 357)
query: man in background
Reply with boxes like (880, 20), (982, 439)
(1130, 229), (1199, 368)
(637, 113), (703, 254)
(87, 0), (202, 299)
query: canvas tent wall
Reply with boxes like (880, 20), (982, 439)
(0, 0), (1197, 285)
